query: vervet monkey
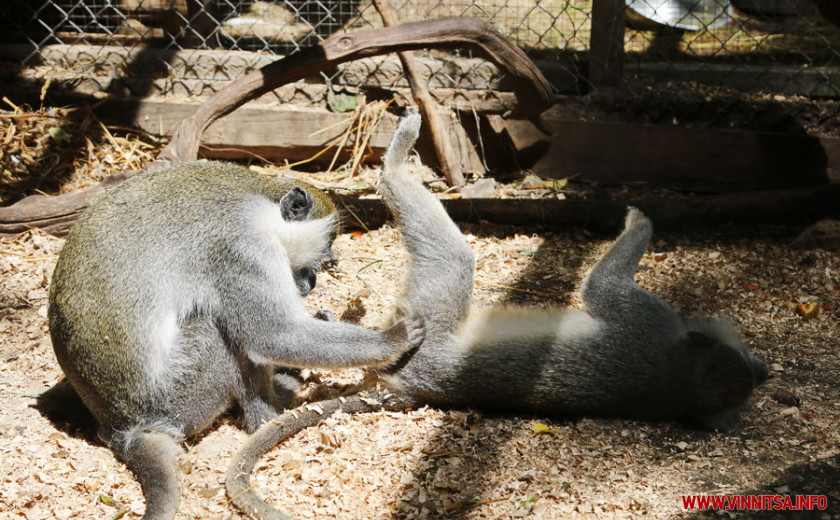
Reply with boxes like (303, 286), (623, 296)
(48, 161), (426, 520)
(226, 113), (769, 520)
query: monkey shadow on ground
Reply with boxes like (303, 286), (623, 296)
(32, 378), (99, 442)
(683, 456), (840, 519)
(474, 225), (592, 308)
(374, 220), (790, 519)
(33, 377), (247, 447)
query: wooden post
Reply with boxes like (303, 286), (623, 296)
(371, 0), (466, 187)
(589, 0), (625, 88)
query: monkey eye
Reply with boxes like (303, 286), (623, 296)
(687, 331), (716, 349)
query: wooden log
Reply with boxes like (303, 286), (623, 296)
(80, 98), (484, 168)
(532, 120), (834, 193)
(155, 17), (554, 168)
(4, 181), (838, 238)
(0, 172), (135, 236)
(624, 62), (840, 99)
(335, 184), (840, 233)
(372, 0), (465, 187)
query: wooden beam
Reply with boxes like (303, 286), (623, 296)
(93, 98), (488, 167)
(335, 185), (840, 233)
(589, 0), (625, 87)
(627, 62), (840, 98)
(0, 18), (554, 235)
(156, 17), (553, 166)
(372, 0), (465, 187)
(7, 43), (840, 98)
(532, 120), (836, 193)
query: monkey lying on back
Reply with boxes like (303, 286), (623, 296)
(227, 113), (769, 520)
(48, 162), (425, 520)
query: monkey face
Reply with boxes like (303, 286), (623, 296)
(676, 329), (769, 430)
(293, 267), (318, 297)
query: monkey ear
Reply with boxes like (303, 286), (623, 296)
(280, 187), (314, 222)
(686, 331), (717, 349)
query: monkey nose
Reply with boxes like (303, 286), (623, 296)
(751, 355), (769, 387)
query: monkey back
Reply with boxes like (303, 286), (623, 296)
(48, 161), (337, 428)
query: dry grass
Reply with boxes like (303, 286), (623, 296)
(0, 99), (163, 205)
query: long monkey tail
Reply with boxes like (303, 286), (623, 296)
(226, 391), (410, 519)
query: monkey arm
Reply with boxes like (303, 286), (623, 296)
(219, 242), (423, 368)
(219, 301), (426, 372)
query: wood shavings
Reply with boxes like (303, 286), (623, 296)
(2, 218), (839, 519)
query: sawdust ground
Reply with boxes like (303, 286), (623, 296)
(1, 212), (839, 519)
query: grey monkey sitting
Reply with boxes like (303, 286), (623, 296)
(48, 161), (425, 520)
(226, 113), (768, 519)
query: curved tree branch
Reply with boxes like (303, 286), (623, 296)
(1, 17), (554, 236)
(156, 17), (554, 168)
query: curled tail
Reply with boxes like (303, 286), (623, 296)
(226, 392), (408, 519)
(111, 430), (183, 520)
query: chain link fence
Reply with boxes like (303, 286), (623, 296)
(1, 0), (839, 99)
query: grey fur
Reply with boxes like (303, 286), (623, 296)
(48, 162), (425, 520)
(378, 112), (768, 430)
(223, 113), (769, 520)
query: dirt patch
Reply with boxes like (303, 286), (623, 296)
(1, 211), (838, 518)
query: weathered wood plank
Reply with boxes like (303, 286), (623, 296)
(96, 99), (489, 168)
(589, 0), (625, 87)
(626, 62), (840, 98)
(103, 98), (840, 188)
(0, 43), (529, 92)
(4, 183), (838, 237)
(335, 184), (840, 233)
(532, 120), (834, 193)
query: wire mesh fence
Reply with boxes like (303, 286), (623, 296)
(1, 0), (839, 99)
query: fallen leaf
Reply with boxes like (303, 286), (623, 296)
(531, 423), (558, 434)
(99, 494), (128, 519)
(795, 302), (820, 319)
(771, 389), (801, 408)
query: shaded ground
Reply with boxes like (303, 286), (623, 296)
(1, 210), (838, 519)
(550, 78), (840, 138)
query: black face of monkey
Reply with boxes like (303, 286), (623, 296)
(294, 267), (318, 296)
(280, 187), (314, 222)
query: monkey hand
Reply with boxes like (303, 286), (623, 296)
(381, 317), (426, 358)
(313, 309), (336, 321)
